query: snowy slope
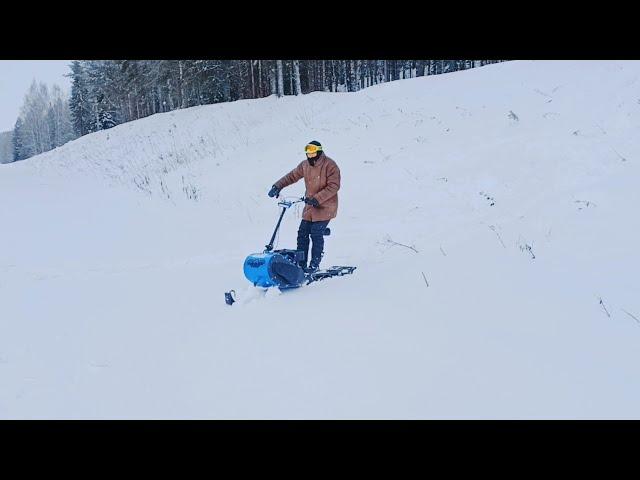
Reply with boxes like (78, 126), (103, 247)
(1, 60), (640, 419)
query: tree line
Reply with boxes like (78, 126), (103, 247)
(8, 60), (506, 162)
(11, 81), (75, 161)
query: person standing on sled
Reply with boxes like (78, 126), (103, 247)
(268, 141), (341, 273)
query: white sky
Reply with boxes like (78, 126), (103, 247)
(0, 60), (73, 132)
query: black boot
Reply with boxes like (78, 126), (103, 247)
(307, 222), (328, 273)
(305, 254), (322, 273)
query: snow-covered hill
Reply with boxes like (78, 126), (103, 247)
(1, 60), (639, 418)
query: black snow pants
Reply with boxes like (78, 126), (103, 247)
(297, 219), (330, 268)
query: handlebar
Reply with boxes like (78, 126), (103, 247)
(277, 197), (305, 209)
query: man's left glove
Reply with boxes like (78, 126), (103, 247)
(304, 197), (320, 207)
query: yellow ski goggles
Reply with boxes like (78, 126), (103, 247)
(304, 144), (322, 154)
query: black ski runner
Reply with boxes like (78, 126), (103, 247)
(225, 266), (356, 304)
(305, 266), (357, 285)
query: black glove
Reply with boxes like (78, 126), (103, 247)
(304, 197), (319, 207)
(268, 185), (281, 198)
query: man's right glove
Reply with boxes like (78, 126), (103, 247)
(268, 185), (281, 198)
(304, 197), (320, 207)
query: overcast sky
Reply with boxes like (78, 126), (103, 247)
(0, 60), (73, 132)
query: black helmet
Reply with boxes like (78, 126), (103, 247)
(305, 140), (323, 165)
(304, 140), (323, 155)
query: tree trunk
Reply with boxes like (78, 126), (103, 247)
(179, 61), (186, 108)
(293, 60), (302, 95)
(276, 60), (284, 97)
(269, 61), (277, 95)
(250, 60), (255, 98)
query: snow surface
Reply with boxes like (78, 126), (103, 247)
(1, 60), (639, 419)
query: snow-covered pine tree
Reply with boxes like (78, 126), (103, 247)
(83, 60), (120, 131)
(69, 61), (92, 137)
(0, 131), (13, 164)
(12, 117), (27, 161)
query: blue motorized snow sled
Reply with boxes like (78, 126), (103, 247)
(225, 198), (356, 305)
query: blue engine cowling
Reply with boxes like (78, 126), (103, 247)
(243, 250), (306, 289)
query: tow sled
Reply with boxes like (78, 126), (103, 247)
(225, 198), (356, 305)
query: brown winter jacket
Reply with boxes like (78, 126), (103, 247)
(274, 153), (341, 222)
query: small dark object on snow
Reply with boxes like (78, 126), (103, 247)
(225, 290), (236, 305)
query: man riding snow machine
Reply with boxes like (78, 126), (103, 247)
(225, 197), (356, 304)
